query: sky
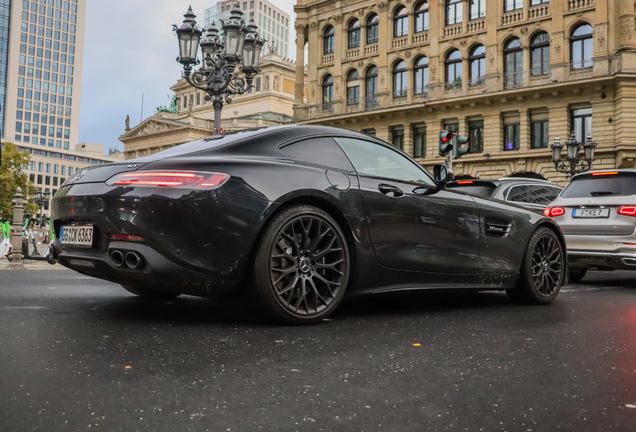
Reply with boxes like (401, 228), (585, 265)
(78, 0), (297, 154)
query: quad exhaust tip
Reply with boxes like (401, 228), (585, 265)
(125, 251), (144, 269)
(110, 250), (125, 267)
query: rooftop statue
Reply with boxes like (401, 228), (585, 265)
(157, 95), (179, 114)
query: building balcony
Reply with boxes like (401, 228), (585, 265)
(322, 53), (334, 65)
(568, 0), (595, 11)
(412, 32), (428, 45)
(346, 48), (360, 60)
(443, 24), (462, 38)
(502, 9), (523, 26)
(364, 44), (378, 55)
(528, 3), (550, 19)
(466, 19), (485, 34)
(392, 36), (409, 49)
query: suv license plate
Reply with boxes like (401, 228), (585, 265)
(573, 208), (610, 218)
(60, 225), (94, 247)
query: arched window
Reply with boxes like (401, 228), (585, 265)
(446, 0), (463, 25)
(504, 38), (523, 88)
(414, 56), (429, 94)
(531, 32), (550, 76)
(347, 70), (360, 106)
(571, 24), (593, 69)
(323, 26), (334, 55)
(393, 7), (408, 38)
(322, 75), (334, 109)
(469, 45), (486, 86)
(470, 0), (485, 20)
(348, 20), (361, 49)
(366, 14), (379, 44)
(415, 2), (429, 33)
(445, 49), (462, 89)
(366, 66), (379, 109)
(393, 60), (408, 98)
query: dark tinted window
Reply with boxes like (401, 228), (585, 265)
(282, 138), (354, 172)
(448, 185), (496, 197)
(507, 185), (528, 202)
(561, 173), (636, 198)
(528, 186), (561, 204)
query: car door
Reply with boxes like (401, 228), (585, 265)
(334, 137), (481, 274)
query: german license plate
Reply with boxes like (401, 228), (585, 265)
(60, 225), (94, 247)
(573, 208), (610, 218)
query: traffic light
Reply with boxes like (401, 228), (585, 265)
(439, 131), (455, 156)
(453, 134), (470, 159)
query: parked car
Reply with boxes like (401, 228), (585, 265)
(50, 126), (567, 324)
(544, 169), (636, 282)
(447, 177), (563, 212)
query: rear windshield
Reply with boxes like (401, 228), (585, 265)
(447, 184), (496, 197)
(561, 172), (636, 198)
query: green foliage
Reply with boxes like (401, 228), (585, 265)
(0, 142), (39, 218)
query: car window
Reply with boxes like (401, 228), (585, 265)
(447, 185), (497, 197)
(561, 172), (636, 198)
(507, 185), (528, 203)
(528, 186), (561, 205)
(281, 138), (354, 172)
(334, 137), (434, 185)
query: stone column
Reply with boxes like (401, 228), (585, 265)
(403, 125), (413, 157)
(519, 108), (530, 151)
(9, 188), (25, 269)
(295, 24), (306, 104)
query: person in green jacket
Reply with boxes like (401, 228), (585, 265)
(1, 220), (11, 240)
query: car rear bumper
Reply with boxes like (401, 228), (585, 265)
(568, 250), (636, 270)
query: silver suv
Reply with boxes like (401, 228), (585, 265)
(546, 169), (636, 282)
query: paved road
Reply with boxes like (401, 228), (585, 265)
(0, 270), (635, 432)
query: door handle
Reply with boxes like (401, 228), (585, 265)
(379, 184), (404, 198)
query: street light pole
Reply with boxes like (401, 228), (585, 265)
(174, 4), (264, 135)
(550, 132), (597, 178)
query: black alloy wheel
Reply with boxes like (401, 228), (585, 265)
(507, 227), (564, 304)
(252, 205), (351, 325)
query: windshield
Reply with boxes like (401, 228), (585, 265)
(561, 172), (636, 198)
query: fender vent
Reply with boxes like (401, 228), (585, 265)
(485, 218), (511, 238)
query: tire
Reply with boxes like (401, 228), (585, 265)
(121, 284), (181, 300)
(251, 205), (351, 325)
(506, 227), (565, 304)
(568, 267), (588, 284)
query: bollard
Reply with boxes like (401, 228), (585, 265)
(8, 187), (25, 269)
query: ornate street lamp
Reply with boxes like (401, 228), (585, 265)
(174, 4), (264, 135)
(550, 132), (597, 178)
(32, 190), (51, 219)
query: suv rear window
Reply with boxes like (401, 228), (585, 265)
(561, 172), (636, 198)
(447, 182), (497, 197)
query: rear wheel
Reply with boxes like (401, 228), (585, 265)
(568, 268), (588, 284)
(507, 228), (565, 304)
(252, 205), (351, 325)
(121, 284), (181, 300)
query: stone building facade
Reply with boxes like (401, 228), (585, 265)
(293, 0), (636, 185)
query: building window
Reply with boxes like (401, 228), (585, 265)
(504, 38), (523, 89)
(571, 24), (593, 70)
(531, 32), (550, 77)
(531, 112), (549, 149)
(365, 66), (379, 109)
(503, 114), (521, 151)
(415, 2), (429, 33)
(445, 122), (459, 133)
(414, 56), (429, 94)
(393, 7), (408, 37)
(445, 49), (462, 89)
(468, 120), (484, 153)
(504, 0), (523, 12)
(362, 129), (376, 137)
(393, 60), (407, 98)
(348, 20), (360, 49)
(470, 0), (486, 20)
(256, 77), (261, 91)
(366, 14), (379, 44)
(531, 0), (550, 5)
(392, 127), (405, 150)
(446, 0), (463, 25)
(413, 125), (426, 158)
(323, 26), (334, 55)
(347, 70), (360, 105)
(571, 107), (592, 143)
(322, 75), (334, 110)
(469, 45), (486, 87)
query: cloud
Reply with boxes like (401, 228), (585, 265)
(78, 0), (296, 153)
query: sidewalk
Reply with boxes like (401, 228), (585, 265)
(0, 259), (66, 270)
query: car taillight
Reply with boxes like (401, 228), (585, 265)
(591, 171), (619, 176)
(544, 207), (565, 217)
(618, 206), (636, 216)
(106, 171), (229, 189)
(108, 234), (145, 242)
(457, 181), (474, 185)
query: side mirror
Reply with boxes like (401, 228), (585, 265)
(433, 164), (454, 185)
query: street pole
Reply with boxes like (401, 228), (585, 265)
(9, 188), (25, 269)
(444, 151), (453, 172)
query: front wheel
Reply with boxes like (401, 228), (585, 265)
(121, 285), (181, 300)
(252, 205), (351, 325)
(507, 227), (565, 304)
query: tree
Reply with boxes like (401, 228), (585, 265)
(0, 142), (39, 219)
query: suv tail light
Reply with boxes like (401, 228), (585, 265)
(618, 206), (636, 216)
(106, 171), (229, 189)
(544, 207), (565, 217)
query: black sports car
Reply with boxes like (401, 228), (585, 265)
(51, 126), (566, 324)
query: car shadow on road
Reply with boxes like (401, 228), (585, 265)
(570, 270), (636, 289)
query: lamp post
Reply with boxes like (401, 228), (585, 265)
(32, 190), (51, 219)
(550, 132), (597, 178)
(174, 4), (264, 135)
